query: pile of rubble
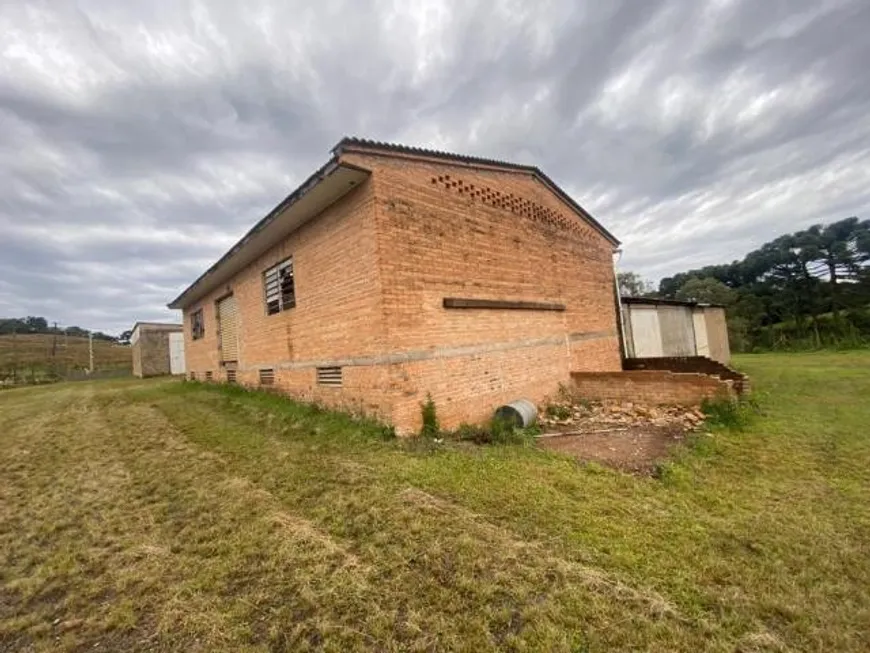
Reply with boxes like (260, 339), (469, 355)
(541, 400), (706, 432)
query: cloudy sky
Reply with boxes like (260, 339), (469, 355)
(2, 0), (869, 334)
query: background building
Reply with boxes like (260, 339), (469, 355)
(131, 322), (185, 378)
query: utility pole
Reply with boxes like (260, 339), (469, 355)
(88, 332), (94, 374)
(11, 327), (17, 384)
(51, 321), (58, 378)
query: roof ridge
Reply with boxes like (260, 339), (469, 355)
(333, 136), (540, 173)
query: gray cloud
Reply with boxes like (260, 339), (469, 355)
(1, 0), (868, 333)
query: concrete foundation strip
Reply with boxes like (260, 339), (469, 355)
(237, 328), (617, 373)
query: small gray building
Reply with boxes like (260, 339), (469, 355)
(620, 297), (731, 364)
(131, 322), (185, 377)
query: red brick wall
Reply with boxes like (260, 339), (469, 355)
(343, 150), (622, 431)
(623, 356), (749, 394)
(182, 175), (392, 416)
(570, 371), (735, 406)
(182, 150), (623, 434)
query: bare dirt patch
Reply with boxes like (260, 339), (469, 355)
(537, 400), (706, 472)
(538, 426), (687, 473)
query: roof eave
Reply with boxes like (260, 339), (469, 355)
(168, 159), (371, 310)
(620, 296), (726, 309)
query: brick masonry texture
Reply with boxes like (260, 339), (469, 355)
(570, 371), (736, 406)
(623, 356), (750, 394)
(182, 146), (623, 434)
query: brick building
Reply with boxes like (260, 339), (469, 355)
(168, 138), (623, 433)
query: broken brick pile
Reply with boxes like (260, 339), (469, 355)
(541, 400), (706, 433)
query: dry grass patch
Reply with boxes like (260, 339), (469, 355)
(1, 353), (870, 651)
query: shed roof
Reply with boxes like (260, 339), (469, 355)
(620, 296), (726, 309)
(168, 137), (620, 310)
(131, 322), (183, 332)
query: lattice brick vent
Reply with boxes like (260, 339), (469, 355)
(430, 174), (596, 240)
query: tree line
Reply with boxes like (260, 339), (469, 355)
(620, 216), (870, 351)
(0, 316), (119, 342)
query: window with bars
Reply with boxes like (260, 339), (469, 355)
(191, 308), (205, 340)
(264, 257), (295, 315)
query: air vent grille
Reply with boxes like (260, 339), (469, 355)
(316, 366), (342, 387)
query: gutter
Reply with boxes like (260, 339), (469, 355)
(612, 249), (629, 360)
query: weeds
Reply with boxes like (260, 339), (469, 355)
(451, 416), (538, 445)
(420, 393), (440, 438)
(701, 394), (759, 431)
(545, 404), (572, 420)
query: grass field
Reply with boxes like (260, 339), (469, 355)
(1, 352), (868, 651)
(0, 333), (131, 382)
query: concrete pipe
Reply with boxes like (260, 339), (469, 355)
(494, 399), (538, 428)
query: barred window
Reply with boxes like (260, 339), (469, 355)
(264, 257), (295, 315)
(191, 309), (205, 340)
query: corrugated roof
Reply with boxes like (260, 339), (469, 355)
(332, 137), (620, 246)
(621, 296), (726, 309)
(333, 137), (540, 174)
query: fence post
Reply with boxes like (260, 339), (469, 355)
(11, 328), (17, 384)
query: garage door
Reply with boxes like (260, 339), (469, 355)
(217, 295), (240, 362)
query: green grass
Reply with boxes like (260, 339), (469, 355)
(1, 352), (869, 651)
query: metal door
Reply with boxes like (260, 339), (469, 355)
(628, 306), (663, 357)
(658, 305), (696, 357)
(692, 309), (710, 357)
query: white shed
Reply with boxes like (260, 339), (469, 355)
(620, 297), (731, 364)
